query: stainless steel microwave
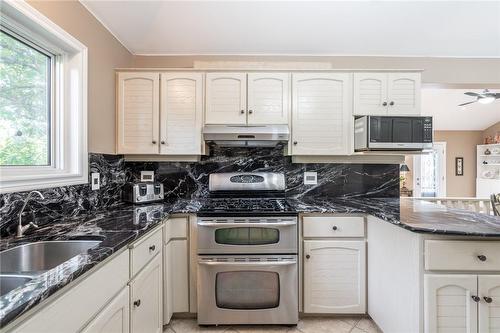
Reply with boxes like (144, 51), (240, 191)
(354, 116), (433, 151)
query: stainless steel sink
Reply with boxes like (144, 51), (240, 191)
(0, 275), (33, 296)
(0, 240), (101, 274)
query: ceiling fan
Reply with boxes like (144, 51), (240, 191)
(459, 89), (500, 106)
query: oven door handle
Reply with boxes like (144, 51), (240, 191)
(198, 260), (296, 266)
(197, 222), (296, 227)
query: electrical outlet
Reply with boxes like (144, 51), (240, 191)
(303, 172), (317, 185)
(91, 173), (100, 190)
(140, 171), (155, 182)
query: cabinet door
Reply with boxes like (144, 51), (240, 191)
(205, 73), (247, 125)
(387, 73), (421, 116)
(478, 275), (500, 333)
(424, 274), (478, 333)
(163, 242), (173, 325)
(160, 73), (203, 155)
(81, 287), (129, 333)
(247, 73), (289, 125)
(117, 72), (160, 154)
(303, 240), (366, 313)
(163, 238), (189, 324)
(130, 254), (162, 333)
(292, 73), (352, 155)
(353, 73), (388, 116)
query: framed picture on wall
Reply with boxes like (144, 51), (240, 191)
(455, 157), (464, 176)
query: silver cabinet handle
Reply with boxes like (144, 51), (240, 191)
(197, 222), (296, 227)
(198, 260), (296, 267)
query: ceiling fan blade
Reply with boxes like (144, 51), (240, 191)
(458, 101), (476, 106)
(464, 92), (480, 97)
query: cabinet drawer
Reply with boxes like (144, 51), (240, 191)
(303, 216), (365, 238)
(425, 240), (500, 271)
(130, 227), (163, 277)
(164, 217), (188, 243)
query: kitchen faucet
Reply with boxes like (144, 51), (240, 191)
(17, 190), (44, 238)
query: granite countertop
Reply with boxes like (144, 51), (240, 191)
(289, 197), (500, 237)
(0, 200), (200, 328)
(1, 196), (499, 328)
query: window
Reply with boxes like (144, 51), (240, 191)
(0, 29), (52, 166)
(0, 1), (87, 193)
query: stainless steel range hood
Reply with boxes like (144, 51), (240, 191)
(203, 125), (289, 147)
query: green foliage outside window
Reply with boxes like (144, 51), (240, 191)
(0, 29), (51, 166)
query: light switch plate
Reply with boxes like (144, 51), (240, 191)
(91, 173), (100, 190)
(304, 172), (317, 185)
(140, 171), (155, 182)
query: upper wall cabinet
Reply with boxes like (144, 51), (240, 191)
(205, 72), (290, 125)
(160, 73), (203, 155)
(247, 73), (289, 125)
(116, 72), (203, 155)
(353, 72), (421, 116)
(291, 73), (352, 156)
(117, 73), (160, 154)
(205, 73), (247, 125)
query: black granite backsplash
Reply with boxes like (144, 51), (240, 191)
(0, 146), (399, 235)
(0, 154), (126, 235)
(126, 145), (400, 200)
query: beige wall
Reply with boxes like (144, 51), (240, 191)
(434, 131), (483, 197)
(404, 131), (483, 197)
(28, 0), (134, 154)
(483, 121), (500, 142)
(133, 55), (500, 86)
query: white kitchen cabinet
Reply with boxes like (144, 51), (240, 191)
(117, 72), (160, 154)
(424, 274), (478, 333)
(291, 73), (352, 156)
(160, 73), (203, 155)
(247, 73), (289, 125)
(303, 240), (366, 313)
(353, 72), (421, 116)
(205, 72), (247, 125)
(163, 217), (189, 324)
(478, 275), (500, 333)
(130, 253), (163, 333)
(81, 287), (130, 333)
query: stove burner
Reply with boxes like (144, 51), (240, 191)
(198, 198), (295, 216)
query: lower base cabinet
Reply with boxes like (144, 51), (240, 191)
(303, 240), (366, 313)
(130, 253), (163, 333)
(81, 287), (130, 333)
(424, 274), (500, 333)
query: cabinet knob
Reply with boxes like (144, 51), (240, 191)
(478, 255), (487, 262)
(161, 141), (165, 145)
(484, 297), (493, 303)
(332, 226), (338, 231)
(240, 110), (245, 114)
(389, 101), (395, 106)
(149, 245), (156, 252)
(472, 295), (480, 303)
(305, 254), (310, 259)
(293, 141), (298, 145)
(382, 102), (388, 106)
(249, 110), (253, 114)
(152, 140), (157, 144)
(134, 299), (141, 307)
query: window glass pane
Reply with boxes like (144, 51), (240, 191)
(216, 271), (280, 309)
(215, 227), (280, 245)
(0, 29), (50, 166)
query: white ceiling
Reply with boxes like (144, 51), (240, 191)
(422, 89), (500, 131)
(81, 1), (500, 57)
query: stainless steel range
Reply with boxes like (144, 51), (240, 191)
(197, 172), (298, 326)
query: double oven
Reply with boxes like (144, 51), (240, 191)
(196, 173), (298, 325)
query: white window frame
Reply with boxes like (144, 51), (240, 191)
(0, 1), (88, 194)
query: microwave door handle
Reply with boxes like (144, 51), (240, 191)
(198, 260), (296, 267)
(197, 222), (296, 227)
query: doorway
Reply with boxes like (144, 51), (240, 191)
(413, 142), (447, 197)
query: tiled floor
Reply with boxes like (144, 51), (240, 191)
(164, 317), (382, 333)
